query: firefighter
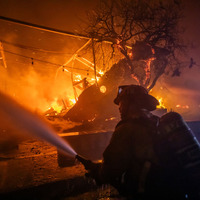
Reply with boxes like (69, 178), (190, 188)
(77, 85), (190, 199)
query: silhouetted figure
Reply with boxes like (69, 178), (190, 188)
(77, 85), (200, 200)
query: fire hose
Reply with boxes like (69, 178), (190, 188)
(75, 155), (93, 170)
(75, 154), (102, 185)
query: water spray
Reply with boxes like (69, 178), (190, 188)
(0, 91), (77, 158)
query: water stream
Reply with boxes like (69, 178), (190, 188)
(0, 91), (77, 157)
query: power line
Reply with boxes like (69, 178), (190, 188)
(0, 16), (121, 47)
(3, 49), (92, 72)
(0, 16), (90, 40)
(0, 39), (72, 54)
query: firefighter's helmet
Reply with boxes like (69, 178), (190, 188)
(114, 85), (159, 111)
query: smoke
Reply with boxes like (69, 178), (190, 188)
(0, 90), (77, 156)
(2, 65), (75, 113)
(0, 24), (83, 113)
(152, 66), (200, 121)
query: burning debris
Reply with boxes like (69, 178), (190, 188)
(63, 42), (170, 123)
(42, 40), (196, 127)
(0, 0), (197, 129)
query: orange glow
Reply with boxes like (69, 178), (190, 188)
(176, 104), (189, 109)
(51, 103), (62, 113)
(156, 96), (166, 109)
(100, 85), (106, 93)
(105, 117), (116, 121)
(74, 74), (82, 82)
(45, 95), (77, 116)
(144, 57), (155, 85)
(43, 66), (107, 116)
(69, 97), (76, 105)
(98, 70), (104, 76)
(131, 74), (140, 83)
(116, 39), (120, 45)
(51, 98), (63, 113)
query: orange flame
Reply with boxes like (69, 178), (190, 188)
(156, 96), (166, 109)
(176, 104), (189, 109)
(144, 57), (155, 85)
(51, 101), (63, 113)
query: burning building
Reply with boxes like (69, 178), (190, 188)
(0, 1), (200, 199)
(0, 17), (198, 128)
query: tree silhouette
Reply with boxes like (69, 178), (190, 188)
(64, 0), (192, 123)
(85, 0), (187, 91)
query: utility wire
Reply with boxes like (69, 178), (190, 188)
(0, 16), (89, 40)
(0, 16), (122, 47)
(3, 49), (92, 72)
(0, 39), (72, 54)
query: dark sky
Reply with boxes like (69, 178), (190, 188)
(0, 0), (198, 38)
(0, 0), (97, 32)
(0, 0), (199, 58)
(0, 0), (199, 54)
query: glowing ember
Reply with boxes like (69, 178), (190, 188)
(144, 57), (155, 84)
(74, 74), (82, 82)
(176, 104), (189, 109)
(156, 96), (166, 109)
(96, 77), (101, 82)
(105, 117), (116, 121)
(100, 85), (106, 93)
(131, 74), (140, 83)
(69, 98), (76, 105)
(98, 70), (104, 76)
(51, 98), (63, 113)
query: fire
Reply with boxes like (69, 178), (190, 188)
(51, 101), (63, 113)
(44, 60), (107, 116)
(45, 94), (78, 116)
(156, 96), (166, 109)
(100, 85), (106, 93)
(46, 98), (63, 115)
(74, 74), (82, 82)
(176, 104), (189, 109)
(144, 57), (155, 84)
(68, 97), (76, 106)
(131, 74), (140, 83)
(89, 70), (105, 83)
(98, 70), (104, 76)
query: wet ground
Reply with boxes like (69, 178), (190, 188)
(1, 119), (200, 199)
(0, 137), (122, 199)
(0, 114), (122, 200)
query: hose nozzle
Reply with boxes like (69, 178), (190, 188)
(76, 154), (92, 170)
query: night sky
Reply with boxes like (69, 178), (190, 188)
(0, 0), (199, 68)
(0, 0), (97, 32)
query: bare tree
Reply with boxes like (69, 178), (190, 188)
(85, 0), (187, 91)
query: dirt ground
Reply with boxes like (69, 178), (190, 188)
(1, 118), (199, 199)
(0, 137), (123, 199)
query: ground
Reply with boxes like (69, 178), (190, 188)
(1, 118), (199, 199)
(0, 135), (122, 199)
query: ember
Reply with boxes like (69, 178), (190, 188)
(176, 104), (190, 109)
(100, 85), (106, 93)
(50, 98), (63, 114)
(156, 96), (166, 109)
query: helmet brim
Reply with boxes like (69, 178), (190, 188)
(114, 93), (159, 111)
